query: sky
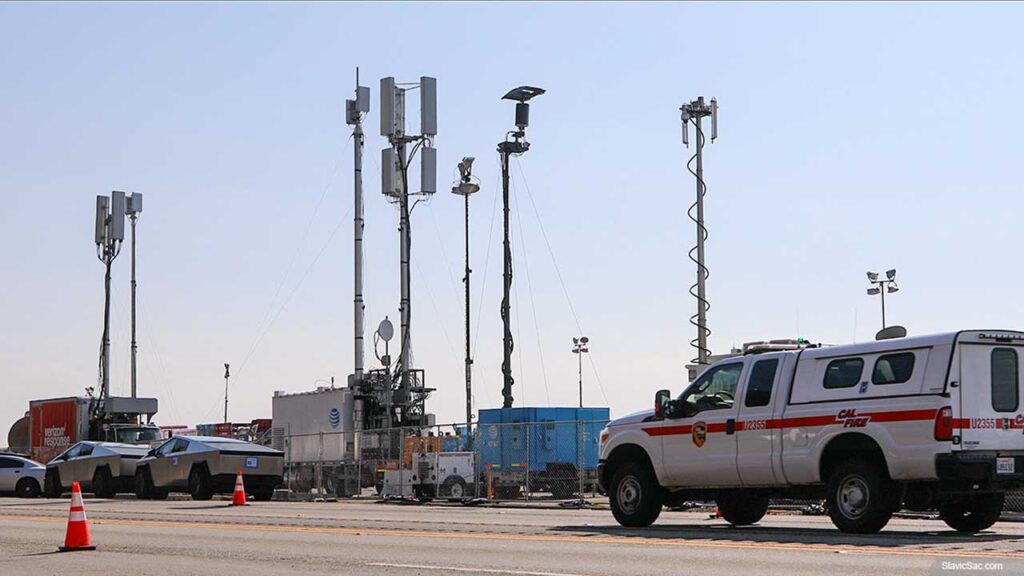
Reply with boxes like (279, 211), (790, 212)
(2, 2), (1024, 436)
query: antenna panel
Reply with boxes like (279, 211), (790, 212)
(382, 148), (397, 196)
(95, 195), (109, 245)
(420, 146), (436, 194)
(420, 76), (437, 136)
(109, 191), (126, 241)
(126, 193), (143, 215)
(380, 77), (396, 137)
(356, 86), (370, 113)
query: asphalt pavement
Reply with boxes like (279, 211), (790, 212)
(2, 497), (1023, 576)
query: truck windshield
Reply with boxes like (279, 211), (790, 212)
(115, 427), (161, 444)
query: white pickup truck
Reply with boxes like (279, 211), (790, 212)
(598, 330), (1024, 533)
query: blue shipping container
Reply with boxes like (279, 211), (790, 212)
(477, 407), (610, 473)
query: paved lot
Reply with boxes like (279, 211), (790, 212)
(2, 497), (1024, 575)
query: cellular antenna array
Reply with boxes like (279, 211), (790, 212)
(681, 96), (718, 365)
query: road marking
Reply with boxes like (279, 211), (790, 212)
(1, 514), (1021, 560)
(368, 562), (587, 576)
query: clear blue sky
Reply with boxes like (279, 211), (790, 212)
(2, 2), (1023, 432)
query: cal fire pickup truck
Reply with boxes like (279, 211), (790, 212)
(598, 331), (1024, 534)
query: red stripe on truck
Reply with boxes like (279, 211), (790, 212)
(642, 408), (938, 437)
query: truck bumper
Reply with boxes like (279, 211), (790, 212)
(936, 453), (1024, 487)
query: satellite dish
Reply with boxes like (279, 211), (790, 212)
(378, 318), (394, 342)
(876, 325), (907, 341)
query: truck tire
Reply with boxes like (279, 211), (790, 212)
(15, 477), (41, 498)
(188, 467), (214, 501)
(92, 467), (116, 498)
(44, 469), (63, 498)
(939, 493), (1004, 533)
(493, 486), (521, 500)
(716, 491), (769, 526)
(252, 487), (275, 502)
(609, 461), (663, 527)
(441, 476), (467, 501)
(825, 458), (897, 534)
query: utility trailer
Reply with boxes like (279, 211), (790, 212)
(478, 407), (609, 499)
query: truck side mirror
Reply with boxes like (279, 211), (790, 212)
(654, 389), (671, 418)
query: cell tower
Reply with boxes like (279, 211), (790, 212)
(94, 191), (126, 412)
(346, 70), (370, 384)
(680, 96), (718, 365)
(380, 75), (437, 422)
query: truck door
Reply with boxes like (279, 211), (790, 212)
(735, 355), (784, 486)
(958, 336), (1024, 454)
(661, 361), (746, 488)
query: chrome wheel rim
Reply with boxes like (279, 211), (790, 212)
(450, 482), (464, 499)
(617, 475), (642, 515)
(838, 475), (869, 519)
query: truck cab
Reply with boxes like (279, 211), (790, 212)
(599, 330), (1024, 534)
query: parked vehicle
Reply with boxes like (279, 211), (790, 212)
(599, 330), (1024, 534)
(0, 453), (45, 497)
(135, 436), (283, 501)
(7, 396), (161, 464)
(44, 441), (149, 498)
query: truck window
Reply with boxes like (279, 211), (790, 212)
(678, 363), (743, 416)
(992, 348), (1019, 412)
(823, 358), (864, 389)
(744, 359), (779, 407)
(872, 353), (915, 385)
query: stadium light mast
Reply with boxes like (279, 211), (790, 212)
(572, 337), (589, 408)
(380, 75), (437, 414)
(680, 96), (718, 365)
(866, 269), (900, 329)
(498, 85), (544, 408)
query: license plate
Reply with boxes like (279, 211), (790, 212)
(245, 456), (259, 469)
(997, 457), (1015, 474)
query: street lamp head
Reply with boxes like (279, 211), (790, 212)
(867, 272), (879, 282)
(886, 269), (897, 280)
(867, 287), (881, 296)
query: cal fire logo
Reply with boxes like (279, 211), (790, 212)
(837, 409), (870, 428)
(692, 421), (707, 447)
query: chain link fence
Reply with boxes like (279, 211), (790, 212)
(273, 420), (607, 502)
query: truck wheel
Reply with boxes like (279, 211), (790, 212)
(826, 458), (896, 534)
(92, 468), (116, 498)
(252, 487), (275, 502)
(44, 469), (63, 498)
(609, 461), (663, 527)
(716, 491), (769, 526)
(15, 477), (41, 498)
(493, 486), (521, 500)
(189, 467), (214, 501)
(939, 493), (1004, 533)
(441, 476), (467, 501)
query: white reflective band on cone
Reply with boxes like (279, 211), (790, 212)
(68, 511), (87, 522)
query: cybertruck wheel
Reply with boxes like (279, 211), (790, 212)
(189, 467), (213, 501)
(609, 461), (663, 527)
(92, 467), (116, 498)
(939, 493), (1004, 533)
(44, 469), (63, 498)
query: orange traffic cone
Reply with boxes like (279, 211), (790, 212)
(59, 481), (96, 552)
(231, 470), (248, 506)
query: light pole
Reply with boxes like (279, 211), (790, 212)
(572, 337), (589, 408)
(866, 269), (900, 329)
(452, 157), (480, 445)
(498, 85), (545, 409)
(223, 363), (230, 423)
(124, 192), (143, 398)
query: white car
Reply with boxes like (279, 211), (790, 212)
(0, 453), (45, 497)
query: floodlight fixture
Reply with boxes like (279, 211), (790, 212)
(888, 285), (899, 294)
(867, 287), (881, 295)
(580, 336), (589, 345)
(867, 271), (878, 282)
(886, 269), (897, 280)
(457, 157), (475, 180)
